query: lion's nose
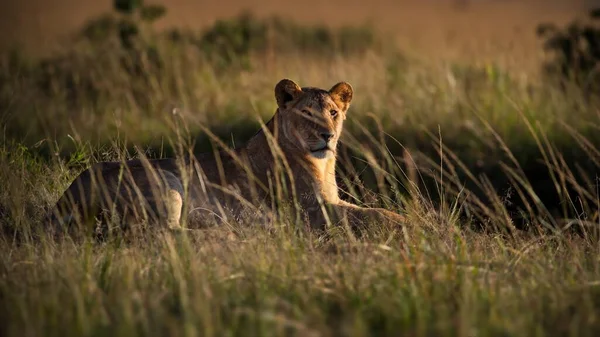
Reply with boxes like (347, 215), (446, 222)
(320, 132), (334, 142)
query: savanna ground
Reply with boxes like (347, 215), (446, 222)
(2, 1), (600, 336)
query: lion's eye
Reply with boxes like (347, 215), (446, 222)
(301, 109), (312, 116)
(330, 110), (338, 117)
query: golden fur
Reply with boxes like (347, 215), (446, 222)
(47, 79), (405, 235)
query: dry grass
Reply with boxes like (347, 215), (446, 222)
(4, 223), (600, 337)
(2, 4), (600, 336)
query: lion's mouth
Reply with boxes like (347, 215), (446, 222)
(311, 146), (332, 153)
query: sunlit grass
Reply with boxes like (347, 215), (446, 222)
(2, 13), (600, 337)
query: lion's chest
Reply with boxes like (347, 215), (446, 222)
(312, 157), (339, 203)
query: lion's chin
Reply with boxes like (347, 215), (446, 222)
(310, 148), (334, 159)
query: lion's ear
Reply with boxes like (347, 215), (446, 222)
(275, 79), (302, 109)
(329, 82), (353, 110)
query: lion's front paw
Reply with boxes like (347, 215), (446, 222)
(373, 208), (406, 224)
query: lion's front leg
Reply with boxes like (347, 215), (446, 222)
(334, 201), (405, 231)
(306, 199), (405, 232)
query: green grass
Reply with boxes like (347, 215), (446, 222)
(3, 225), (600, 337)
(2, 11), (600, 337)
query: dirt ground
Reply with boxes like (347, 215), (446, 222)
(0, 0), (596, 69)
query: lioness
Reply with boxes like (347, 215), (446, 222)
(47, 79), (405, 235)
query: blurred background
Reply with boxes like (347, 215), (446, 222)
(0, 0), (595, 69)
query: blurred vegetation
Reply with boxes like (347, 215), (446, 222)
(82, 0), (167, 48)
(194, 12), (379, 68)
(4, 2), (600, 336)
(0, 3), (380, 148)
(537, 7), (600, 95)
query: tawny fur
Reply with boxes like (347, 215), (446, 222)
(47, 79), (405, 235)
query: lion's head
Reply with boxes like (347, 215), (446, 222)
(274, 79), (353, 159)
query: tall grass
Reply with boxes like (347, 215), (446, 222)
(2, 11), (600, 337)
